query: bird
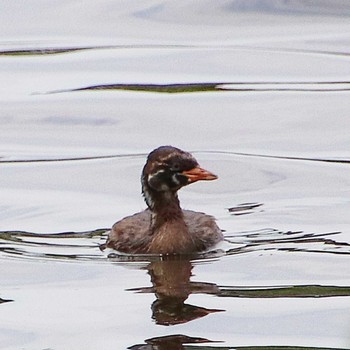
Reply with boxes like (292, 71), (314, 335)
(103, 146), (223, 254)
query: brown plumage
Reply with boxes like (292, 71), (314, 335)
(104, 146), (223, 254)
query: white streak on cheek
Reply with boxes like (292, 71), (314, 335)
(171, 173), (180, 186)
(147, 169), (164, 183)
(148, 170), (169, 191)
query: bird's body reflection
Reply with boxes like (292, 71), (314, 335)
(128, 334), (220, 350)
(128, 257), (224, 325)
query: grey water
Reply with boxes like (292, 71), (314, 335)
(1, 1), (350, 349)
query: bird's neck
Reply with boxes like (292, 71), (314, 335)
(142, 182), (197, 254)
(143, 184), (184, 225)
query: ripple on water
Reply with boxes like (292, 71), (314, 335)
(1, 151), (350, 262)
(1, 152), (350, 349)
(0, 226), (349, 263)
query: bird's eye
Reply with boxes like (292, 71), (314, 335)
(171, 162), (181, 172)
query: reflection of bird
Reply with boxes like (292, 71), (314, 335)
(148, 259), (223, 325)
(104, 146), (223, 254)
(128, 259), (224, 326)
(128, 334), (219, 350)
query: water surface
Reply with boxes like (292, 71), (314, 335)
(0, 1), (350, 349)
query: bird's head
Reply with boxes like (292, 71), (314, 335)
(141, 146), (217, 208)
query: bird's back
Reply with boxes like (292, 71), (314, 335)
(105, 209), (222, 254)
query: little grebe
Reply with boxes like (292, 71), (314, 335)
(104, 146), (223, 254)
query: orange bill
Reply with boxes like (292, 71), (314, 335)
(182, 166), (218, 183)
